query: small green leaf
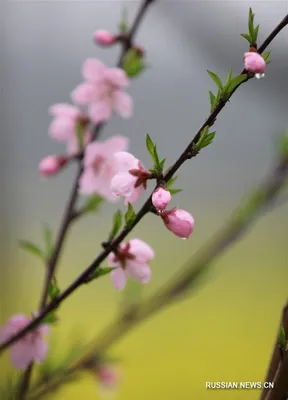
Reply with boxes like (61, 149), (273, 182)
(82, 195), (104, 213)
(248, 8), (255, 38)
(43, 224), (54, 260)
(42, 312), (58, 324)
(262, 50), (271, 61)
(122, 49), (145, 78)
(166, 176), (178, 190)
(145, 134), (161, 172)
(88, 267), (115, 281)
(207, 70), (223, 91)
(109, 210), (122, 240)
(224, 68), (233, 87)
(240, 33), (252, 43)
(75, 120), (84, 151)
(169, 189), (182, 196)
(119, 6), (129, 33)
(48, 281), (60, 300)
(209, 91), (216, 110)
(19, 241), (45, 261)
(196, 128), (216, 151)
(253, 24), (260, 43)
(279, 326), (286, 351)
(125, 203), (136, 227)
(224, 74), (247, 97)
(159, 158), (166, 170)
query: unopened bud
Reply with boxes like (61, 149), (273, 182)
(94, 30), (117, 46)
(152, 186), (171, 211)
(162, 208), (195, 239)
(39, 155), (68, 176)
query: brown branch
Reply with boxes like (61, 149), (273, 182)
(1, 11), (287, 359)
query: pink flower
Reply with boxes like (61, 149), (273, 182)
(79, 136), (129, 201)
(97, 366), (120, 389)
(244, 51), (265, 78)
(49, 103), (86, 142)
(0, 314), (49, 370)
(161, 208), (195, 239)
(39, 155), (68, 176)
(71, 59), (133, 123)
(152, 186), (171, 211)
(108, 239), (154, 290)
(110, 152), (150, 204)
(94, 30), (117, 46)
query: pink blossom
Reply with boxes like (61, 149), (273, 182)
(49, 103), (86, 142)
(152, 186), (171, 211)
(0, 314), (49, 370)
(94, 30), (117, 46)
(162, 208), (195, 239)
(108, 239), (154, 290)
(39, 155), (68, 176)
(110, 152), (150, 204)
(71, 59), (133, 123)
(244, 51), (265, 78)
(79, 136), (129, 201)
(97, 366), (120, 389)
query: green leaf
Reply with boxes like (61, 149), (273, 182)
(279, 326), (286, 351)
(82, 195), (104, 213)
(43, 224), (54, 260)
(119, 6), (129, 33)
(224, 68), (233, 87)
(109, 210), (122, 240)
(125, 203), (136, 227)
(19, 240), (45, 261)
(209, 91), (216, 110)
(42, 312), (58, 324)
(224, 74), (247, 97)
(75, 120), (84, 151)
(122, 49), (145, 78)
(48, 280), (60, 300)
(196, 127), (216, 151)
(166, 176), (178, 190)
(240, 33), (252, 44)
(159, 158), (166, 170)
(248, 7), (255, 38)
(145, 134), (161, 172)
(87, 267), (114, 281)
(253, 24), (260, 43)
(169, 189), (182, 196)
(262, 50), (271, 61)
(207, 70), (223, 91)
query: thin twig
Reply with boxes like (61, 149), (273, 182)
(1, 12), (287, 358)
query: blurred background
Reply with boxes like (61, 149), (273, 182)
(1, 0), (288, 399)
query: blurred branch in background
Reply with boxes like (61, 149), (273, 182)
(25, 133), (288, 400)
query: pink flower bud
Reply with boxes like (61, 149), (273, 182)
(94, 30), (116, 46)
(244, 52), (265, 75)
(152, 186), (171, 211)
(97, 366), (120, 389)
(162, 208), (194, 239)
(39, 155), (68, 176)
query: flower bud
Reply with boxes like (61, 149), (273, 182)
(39, 155), (68, 176)
(162, 208), (194, 239)
(152, 186), (171, 211)
(93, 30), (117, 46)
(97, 366), (120, 389)
(244, 51), (265, 77)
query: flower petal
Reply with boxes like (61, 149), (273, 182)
(126, 262), (151, 284)
(49, 104), (81, 118)
(82, 58), (106, 82)
(113, 91), (133, 118)
(104, 68), (129, 88)
(111, 268), (127, 290)
(110, 172), (136, 197)
(89, 100), (113, 123)
(71, 82), (96, 105)
(129, 239), (155, 262)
